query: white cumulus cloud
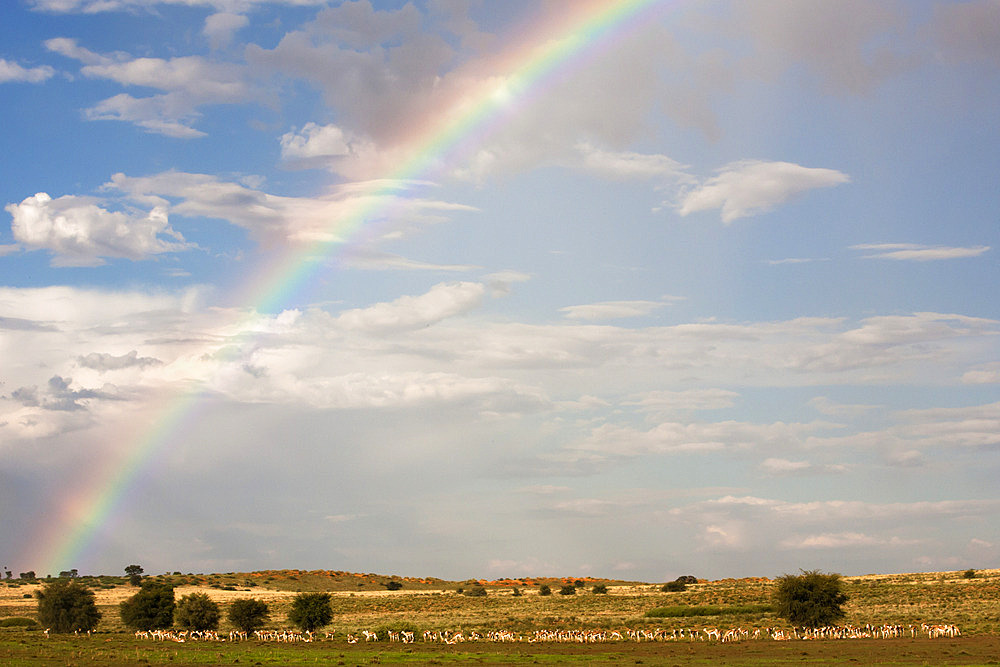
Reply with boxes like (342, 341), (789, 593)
(5, 192), (190, 266)
(678, 160), (849, 223)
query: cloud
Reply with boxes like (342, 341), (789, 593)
(77, 350), (162, 373)
(808, 396), (880, 417)
(203, 12), (249, 49)
(560, 300), (668, 321)
(929, 1), (1000, 65)
(678, 160), (850, 223)
(623, 389), (740, 415)
(0, 59), (55, 84)
(46, 38), (252, 137)
(336, 281), (485, 333)
(10, 375), (119, 412)
(576, 143), (691, 181)
(29, 0), (327, 14)
(759, 457), (848, 476)
(338, 248), (480, 273)
(732, 0), (911, 94)
(780, 532), (919, 549)
(5, 192), (190, 266)
(107, 171), (477, 246)
(851, 243), (990, 261)
(963, 363), (1000, 385)
(279, 123), (379, 173)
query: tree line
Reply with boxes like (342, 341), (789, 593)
(37, 579), (333, 634)
(31, 565), (851, 634)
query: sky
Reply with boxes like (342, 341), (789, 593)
(1, 0), (999, 583)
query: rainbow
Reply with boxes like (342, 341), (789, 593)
(28, 0), (675, 576)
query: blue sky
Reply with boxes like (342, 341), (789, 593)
(1, 0), (999, 581)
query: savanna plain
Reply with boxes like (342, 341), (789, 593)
(2, 568), (999, 666)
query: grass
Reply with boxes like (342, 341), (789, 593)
(645, 603), (775, 618)
(2, 568), (999, 665)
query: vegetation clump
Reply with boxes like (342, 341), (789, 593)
(35, 580), (102, 633)
(174, 592), (220, 631)
(773, 570), (848, 627)
(119, 582), (175, 631)
(228, 598), (269, 634)
(287, 592), (333, 632)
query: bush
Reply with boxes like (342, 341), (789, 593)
(538, 584), (551, 596)
(558, 585), (576, 595)
(773, 570), (848, 628)
(962, 569), (977, 579)
(384, 580), (403, 591)
(463, 586), (487, 597)
(174, 592), (220, 631)
(373, 620), (421, 641)
(661, 580), (686, 592)
(287, 592), (333, 632)
(119, 582), (175, 631)
(35, 580), (102, 633)
(0, 617), (40, 628)
(591, 584), (608, 594)
(228, 598), (269, 634)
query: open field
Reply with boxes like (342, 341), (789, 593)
(2, 568), (999, 665)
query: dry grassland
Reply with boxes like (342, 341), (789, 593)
(2, 568), (998, 635)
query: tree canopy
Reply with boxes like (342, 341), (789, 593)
(36, 580), (101, 633)
(174, 592), (220, 631)
(228, 598), (269, 634)
(119, 582), (176, 631)
(287, 592), (333, 632)
(773, 570), (848, 627)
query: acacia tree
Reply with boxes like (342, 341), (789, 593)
(287, 592), (333, 632)
(120, 582), (175, 631)
(228, 598), (269, 634)
(36, 580), (102, 633)
(174, 592), (220, 631)
(773, 570), (848, 627)
(124, 564), (144, 586)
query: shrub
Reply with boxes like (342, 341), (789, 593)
(384, 581), (403, 591)
(35, 580), (102, 633)
(0, 617), (40, 628)
(538, 584), (552, 596)
(661, 580), (686, 592)
(591, 584), (608, 594)
(675, 575), (698, 585)
(287, 592), (333, 632)
(558, 585), (576, 595)
(174, 592), (220, 631)
(463, 586), (487, 597)
(374, 620), (421, 641)
(228, 598), (269, 634)
(962, 569), (977, 579)
(119, 582), (175, 631)
(773, 570), (848, 628)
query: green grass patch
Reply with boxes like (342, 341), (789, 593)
(0, 618), (39, 628)
(645, 603), (774, 618)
